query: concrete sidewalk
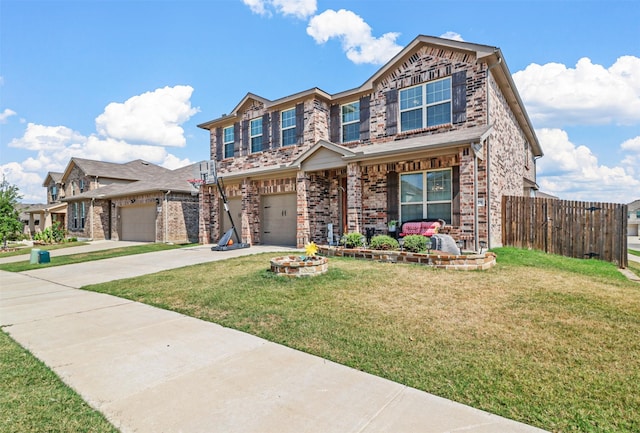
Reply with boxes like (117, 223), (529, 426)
(1, 243), (547, 433)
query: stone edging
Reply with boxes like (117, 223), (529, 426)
(318, 246), (496, 271)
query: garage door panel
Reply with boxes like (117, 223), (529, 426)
(121, 204), (156, 242)
(220, 198), (242, 237)
(262, 194), (296, 246)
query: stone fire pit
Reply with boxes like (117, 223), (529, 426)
(270, 255), (329, 277)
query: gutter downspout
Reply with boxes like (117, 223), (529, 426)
(486, 53), (502, 249)
(90, 197), (95, 240)
(164, 191), (171, 243)
(473, 145), (479, 252)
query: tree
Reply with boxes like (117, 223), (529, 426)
(0, 176), (23, 249)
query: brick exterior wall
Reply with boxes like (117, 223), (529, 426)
(199, 39), (538, 249)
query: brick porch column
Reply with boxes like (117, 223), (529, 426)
(241, 179), (253, 245)
(346, 162), (362, 234)
(297, 170), (310, 248)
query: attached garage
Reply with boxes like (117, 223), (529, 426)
(261, 193), (297, 246)
(220, 197), (242, 238)
(120, 204), (157, 242)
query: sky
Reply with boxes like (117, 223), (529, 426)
(1, 0), (639, 204)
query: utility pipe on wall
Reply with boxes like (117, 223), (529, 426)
(164, 190), (171, 243)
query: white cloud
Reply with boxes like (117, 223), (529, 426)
(514, 56), (640, 127)
(536, 128), (640, 203)
(95, 85), (199, 147)
(0, 108), (16, 123)
(242, 0), (317, 19)
(440, 31), (464, 42)
(6, 85), (196, 202)
(307, 9), (402, 65)
(621, 136), (640, 152)
(1, 162), (45, 203)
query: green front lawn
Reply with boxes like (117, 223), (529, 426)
(81, 247), (640, 433)
(0, 243), (192, 272)
(0, 330), (118, 433)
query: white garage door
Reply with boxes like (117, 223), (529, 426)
(120, 204), (156, 242)
(261, 194), (297, 246)
(220, 197), (242, 238)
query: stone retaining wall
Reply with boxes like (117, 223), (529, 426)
(318, 246), (496, 271)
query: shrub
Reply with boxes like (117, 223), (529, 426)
(369, 234), (399, 250)
(402, 235), (427, 253)
(33, 222), (66, 244)
(341, 232), (364, 248)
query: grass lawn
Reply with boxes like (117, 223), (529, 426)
(0, 241), (89, 258)
(0, 243), (191, 272)
(0, 330), (118, 433)
(78, 247), (640, 433)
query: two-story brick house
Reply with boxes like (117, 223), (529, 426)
(197, 35), (543, 249)
(32, 157), (201, 243)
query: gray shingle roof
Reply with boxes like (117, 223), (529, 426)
(65, 158), (170, 182)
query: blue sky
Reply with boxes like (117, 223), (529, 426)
(1, 0), (639, 203)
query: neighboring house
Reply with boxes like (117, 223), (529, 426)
(628, 199), (640, 236)
(25, 172), (67, 236)
(29, 158), (201, 243)
(197, 35), (543, 249)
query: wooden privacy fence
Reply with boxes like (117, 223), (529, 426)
(502, 196), (628, 267)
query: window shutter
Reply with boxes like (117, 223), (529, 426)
(452, 71), (467, 124)
(262, 113), (271, 150)
(271, 110), (280, 148)
(241, 120), (249, 155)
(359, 95), (370, 141)
(215, 127), (223, 161)
(233, 122), (240, 157)
(452, 165), (460, 226)
(295, 103), (304, 145)
(329, 104), (340, 143)
(385, 89), (398, 135)
(387, 170), (399, 222)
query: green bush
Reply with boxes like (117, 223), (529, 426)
(369, 234), (399, 250)
(33, 222), (66, 244)
(402, 235), (428, 253)
(341, 232), (365, 248)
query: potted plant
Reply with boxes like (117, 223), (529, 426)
(387, 220), (398, 232)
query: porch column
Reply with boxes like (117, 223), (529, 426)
(296, 170), (310, 248)
(43, 210), (52, 230)
(241, 179), (253, 245)
(346, 162), (363, 234)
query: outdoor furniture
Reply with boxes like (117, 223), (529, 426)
(398, 219), (445, 238)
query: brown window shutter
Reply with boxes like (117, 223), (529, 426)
(385, 89), (398, 135)
(387, 170), (399, 222)
(241, 120), (249, 154)
(359, 95), (370, 141)
(233, 122), (240, 157)
(452, 165), (460, 226)
(452, 71), (467, 124)
(215, 127), (223, 161)
(271, 110), (280, 148)
(295, 103), (304, 145)
(330, 104), (340, 143)
(262, 113), (271, 149)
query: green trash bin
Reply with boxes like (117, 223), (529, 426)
(38, 250), (51, 264)
(30, 249), (41, 264)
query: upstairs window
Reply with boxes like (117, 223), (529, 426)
(250, 118), (263, 153)
(400, 77), (451, 132)
(223, 126), (234, 158)
(281, 108), (296, 147)
(50, 186), (58, 202)
(79, 179), (85, 193)
(341, 101), (360, 142)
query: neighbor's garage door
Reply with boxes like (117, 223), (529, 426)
(120, 204), (156, 242)
(261, 193), (297, 246)
(220, 197), (242, 238)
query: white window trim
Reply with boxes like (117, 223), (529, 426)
(399, 77), (452, 132)
(281, 108), (296, 146)
(399, 168), (452, 222)
(223, 126), (234, 158)
(250, 118), (263, 153)
(341, 101), (360, 143)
